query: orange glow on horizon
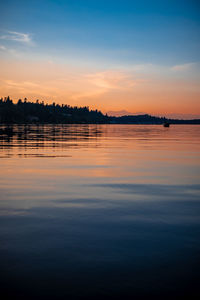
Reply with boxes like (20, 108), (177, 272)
(0, 59), (199, 117)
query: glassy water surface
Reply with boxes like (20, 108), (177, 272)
(0, 124), (200, 299)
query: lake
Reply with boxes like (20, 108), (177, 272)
(0, 124), (200, 299)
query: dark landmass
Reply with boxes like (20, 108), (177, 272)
(0, 96), (108, 124)
(110, 114), (200, 124)
(0, 96), (200, 124)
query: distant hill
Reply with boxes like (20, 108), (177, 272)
(109, 114), (200, 124)
(107, 110), (146, 117)
(107, 110), (200, 120)
(0, 96), (200, 124)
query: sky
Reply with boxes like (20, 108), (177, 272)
(0, 0), (200, 118)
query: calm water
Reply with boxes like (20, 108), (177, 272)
(0, 124), (200, 299)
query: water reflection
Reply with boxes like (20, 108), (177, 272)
(0, 124), (200, 299)
(0, 124), (105, 158)
(0, 124), (103, 142)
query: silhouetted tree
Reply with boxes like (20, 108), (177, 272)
(0, 96), (199, 124)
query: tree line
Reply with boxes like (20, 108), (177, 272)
(0, 96), (109, 124)
(0, 96), (199, 124)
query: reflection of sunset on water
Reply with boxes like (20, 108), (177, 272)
(1, 124), (199, 205)
(1, 0), (200, 298)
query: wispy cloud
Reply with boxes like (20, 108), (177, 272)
(3, 80), (39, 88)
(86, 70), (136, 90)
(171, 63), (195, 71)
(0, 31), (33, 45)
(0, 45), (6, 50)
(0, 44), (23, 57)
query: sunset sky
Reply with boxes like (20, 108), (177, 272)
(0, 0), (200, 118)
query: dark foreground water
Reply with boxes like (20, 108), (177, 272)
(0, 124), (200, 299)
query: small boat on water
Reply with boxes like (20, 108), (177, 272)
(163, 122), (170, 127)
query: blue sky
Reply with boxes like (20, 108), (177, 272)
(0, 0), (199, 116)
(1, 0), (200, 65)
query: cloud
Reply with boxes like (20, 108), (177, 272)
(171, 63), (195, 71)
(0, 45), (6, 50)
(3, 80), (39, 88)
(0, 64), (146, 105)
(0, 45), (23, 57)
(0, 31), (33, 45)
(86, 70), (136, 90)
